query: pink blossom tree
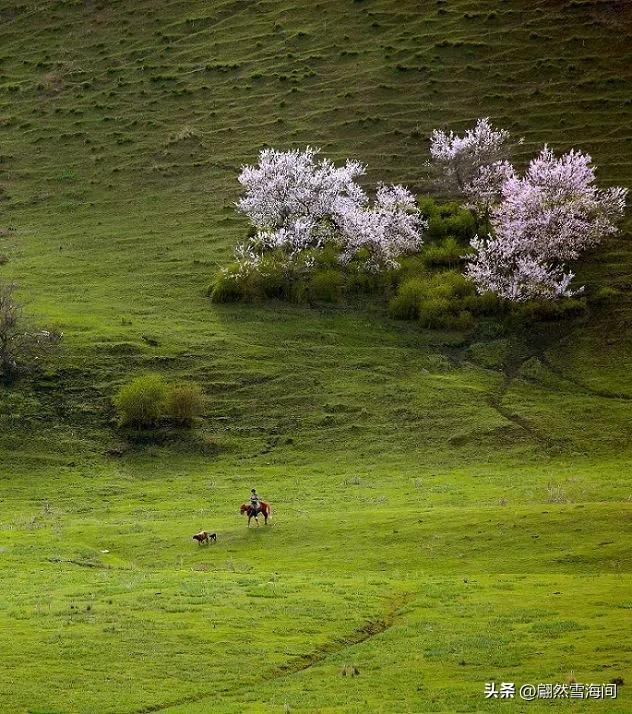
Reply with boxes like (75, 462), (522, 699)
(465, 146), (627, 300)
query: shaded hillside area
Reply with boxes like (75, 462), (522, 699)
(0, 1), (630, 712)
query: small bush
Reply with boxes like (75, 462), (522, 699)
(309, 268), (344, 302)
(388, 277), (426, 319)
(422, 237), (470, 268)
(114, 374), (167, 428)
(418, 296), (452, 327)
(257, 255), (291, 299)
(418, 196), (477, 244)
(426, 270), (476, 300)
(395, 254), (427, 279)
(208, 265), (244, 303)
(418, 302), (474, 330)
(515, 297), (587, 322)
(166, 382), (204, 426)
(462, 290), (506, 315)
(418, 196), (440, 218)
(312, 243), (341, 269)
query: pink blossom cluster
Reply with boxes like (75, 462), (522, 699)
(236, 147), (425, 272)
(465, 146), (627, 300)
(429, 119), (627, 300)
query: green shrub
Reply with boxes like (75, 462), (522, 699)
(426, 270), (476, 300)
(395, 254), (427, 279)
(422, 237), (469, 268)
(309, 268), (344, 302)
(208, 265), (244, 303)
(591, 286), (620, 304)
(388, 277), (426, 319)
(312, 243), (341, 269)
(166, 382), (204, 426)
(257, 254), (291, 299)
(418, 296), (452, 327)
(449, 309), (476, 330)
(418, 196), (440, 218)
(289, 278), (309, 303)
(114, 374), (167, 428)
(419, 196), (477, 244)
(418, 301), (474, 330)
(514, 297), (587, 322)
(462, 290), (506, 315)
(345, 264), (395, 294)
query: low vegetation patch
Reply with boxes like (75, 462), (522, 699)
(114, 374), (204, 428)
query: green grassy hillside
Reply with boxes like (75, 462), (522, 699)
(0, 1), (630, 712)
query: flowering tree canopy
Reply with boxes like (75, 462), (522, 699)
(490, 147), (627, 262)
(428, 117), (512, 196)
(236, 147), (425, 271)
(465, 235), (576, 301)
(465, 146), (627, 300)
(338, 184), (423, 269)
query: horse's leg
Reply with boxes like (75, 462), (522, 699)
(247, 515), (251, 528)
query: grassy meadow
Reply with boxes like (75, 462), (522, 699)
(0, 0), (631, 711)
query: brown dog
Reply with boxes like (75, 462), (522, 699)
(192, 531), (216, 545)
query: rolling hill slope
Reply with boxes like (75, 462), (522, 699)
(0, 1), (630, 712)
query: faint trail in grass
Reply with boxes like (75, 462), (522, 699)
(539, 355), (632, 401)
(484, 324), (573, 448)
(485, 356), (550, 445)
(133, 592), (414, 713)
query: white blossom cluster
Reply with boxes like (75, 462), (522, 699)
(235, 147), (425, 272)
(428, 117), (511, 195)
(429, 120), (627, 300)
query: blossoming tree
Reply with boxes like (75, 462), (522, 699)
(430, 119), (627, 300)
(235, 147), (425, 272)
(428, 117), (512, 197)
(465, 146), (627, 300)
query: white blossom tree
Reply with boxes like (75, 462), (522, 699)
(428, 117), (513, 195)
(235, 147), (424, 271)
(338, 184), (424, 269)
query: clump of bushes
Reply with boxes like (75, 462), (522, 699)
(211, 185), (592, 333)
(417, 196), (478, 243)
(421, 236), (473, 268)
(114, 374), (204, 428)
(166, 382), (204, 426)
(389, 270), (502, 329)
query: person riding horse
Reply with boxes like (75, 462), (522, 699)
(250, 488), (260, 516)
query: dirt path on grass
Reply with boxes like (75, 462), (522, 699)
(134, 592), (414, 713)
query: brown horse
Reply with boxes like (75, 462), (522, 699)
(240, 501), (271, 527)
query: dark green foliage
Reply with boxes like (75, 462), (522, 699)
(388, 277), (426, 319)
(462, 290), (506, 316)
(513, 297), (588, 322)
(418, 196), (477, 244)
(310, 268), (344, 302)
